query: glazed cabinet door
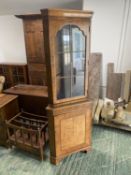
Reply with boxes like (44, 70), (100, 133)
(46, 17), (90, 104)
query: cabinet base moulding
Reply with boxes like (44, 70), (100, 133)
(50, 146), (92, 165)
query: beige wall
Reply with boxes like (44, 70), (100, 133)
(0, 1), (131, 82)
(0, 15), (26, 63)
(83, 0), (126, 86)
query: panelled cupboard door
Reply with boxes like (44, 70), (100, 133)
(48, 100), (93, 164)
(28, 63), (47, 85)
(28, 71), (46, 85)
(54, 109), (92, 156)
(24, 19), (45, 64)
(16, 14), (47, 86)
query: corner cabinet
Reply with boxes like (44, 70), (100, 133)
(41, 9), (93, 164)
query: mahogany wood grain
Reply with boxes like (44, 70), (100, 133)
(4, 85), (48, 115)
(16, 14), (47, 86)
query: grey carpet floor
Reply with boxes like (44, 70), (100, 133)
(0, 126), (131, 175)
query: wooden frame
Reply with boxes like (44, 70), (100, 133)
(41, 9), (93, 105)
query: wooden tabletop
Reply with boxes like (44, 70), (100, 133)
(0, 94), (18, 108)
(4, 84), (48, 98)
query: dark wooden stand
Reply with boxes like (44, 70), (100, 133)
(4, 84), (48, 115)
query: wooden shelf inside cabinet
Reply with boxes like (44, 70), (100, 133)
(0, 63), (28, 89)
(41, 8), (93, 164)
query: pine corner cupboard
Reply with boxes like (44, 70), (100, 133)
(41, 9), (93, 164)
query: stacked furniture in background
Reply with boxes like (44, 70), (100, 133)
(0, 63), (28, 89)
(16, 14), (47, 86)
(93, 63), (131, 131)
(4, 84), (48, 116)
(106, 63), (131, 102)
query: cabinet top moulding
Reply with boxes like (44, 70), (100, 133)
(15, 14), (41, 19)
(15, 9), (93, 19)
(0, 63), (27, 66)
(41, 8), (93, 18)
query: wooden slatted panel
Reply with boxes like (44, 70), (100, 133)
(88, 53), (102, 100)
(106, 72), (123, 101)
(123, 70), (131, 102)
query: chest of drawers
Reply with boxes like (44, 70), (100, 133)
(0, 94), (19, 146)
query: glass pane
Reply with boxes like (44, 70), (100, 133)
(0, 67), (3, 74)
(73, 51), (85, 75)
(18, 67), (24, 74)
(13, 76), (18, 83)
(72, 27), (85, 52)
(56, 26), (71, 77)
(18, 76), (24, 83)
(57, 25), (70, 53)
(72, 75), (85, 97)
(56, 53), (71, 76)
(56, 24), (86, 100)
(12, 67), (17, 74)
(57, 78), (71, 99)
